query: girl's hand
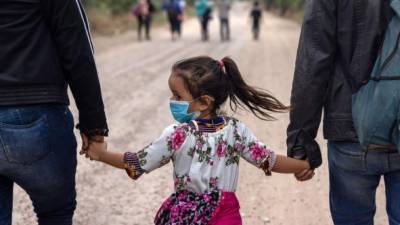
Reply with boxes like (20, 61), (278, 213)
(85, 141), (108, 161)
(295, 169), (315, 182)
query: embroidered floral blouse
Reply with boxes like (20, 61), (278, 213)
(124, 117), (276, 193)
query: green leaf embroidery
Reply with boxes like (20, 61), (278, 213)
(139, 159), (147, 167)
(138, 150), (148, 159)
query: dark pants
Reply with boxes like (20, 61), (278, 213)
(0, 105), (77, 225)
(220, 18), (230, 41)
(169, 16), (181, 38)
(252, 19), (260, 40)
(137, 15), (152, 40)
(201, 17), (211, 41)
(328, 142), (400, 225)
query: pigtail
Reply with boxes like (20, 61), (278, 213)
(221, 57), (290, 120)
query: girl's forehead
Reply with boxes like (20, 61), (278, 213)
(168, 73), (183, 86)
(169, 74), (188, 92)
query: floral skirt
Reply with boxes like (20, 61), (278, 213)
(154, 190), (242, 225)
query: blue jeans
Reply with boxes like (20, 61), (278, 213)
(328, 141), (400, 225)
(0, 105), (77, 225)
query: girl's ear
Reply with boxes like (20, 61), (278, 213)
(198, 95), (215, 111)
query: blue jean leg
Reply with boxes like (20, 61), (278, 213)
(0, 176), (13, 225)
(0, 105), (77, 225)
(385, 152), (400, 225)
(328, 142), (381, 225)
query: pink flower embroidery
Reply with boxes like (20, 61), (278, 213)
(249, 143), (269, 162)
(196, 139), (204, 149)
(170, 127), (186, 151)
(216, 141), (227, 157)
(171, 206), (179, 219)
(234, 142), (244, 152)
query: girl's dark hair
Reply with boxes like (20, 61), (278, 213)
(172, 56), (290, 120)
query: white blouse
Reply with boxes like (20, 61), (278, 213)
(130, 118), (277, 193)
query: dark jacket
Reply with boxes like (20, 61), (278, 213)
(0, 0), (107, 133)
(287, 0), (393, 168)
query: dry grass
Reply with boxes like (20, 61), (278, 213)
(87, 10), (136, 35)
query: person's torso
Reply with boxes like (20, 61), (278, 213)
(167, 1), (181, 17)
(138, 2), (150, 16)
(323, 0), (393, 141)
(196, 0), (208, 16)
(251, 8), (261, 21)
(0, 0), (69, 105)
(217, 2), (229, 19)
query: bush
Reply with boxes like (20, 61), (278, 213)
(82, 0), (138, 14)
(263, 0), (305, 16)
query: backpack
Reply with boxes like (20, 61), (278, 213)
(131, 4), (141, 17)
(167, 1), (180, 19)
(351, 0), (400, 152)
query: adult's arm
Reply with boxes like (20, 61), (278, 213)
(40, 0), (108, 136)
(287, 0), (337, 169)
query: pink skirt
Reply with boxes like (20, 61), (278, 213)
(209, 192), (242, 225)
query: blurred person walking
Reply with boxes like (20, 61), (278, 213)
(132, 0), (156, 41)
(196, 0), (213, 41)
(163, 0), (184, 41)
(250, 1), (262, 40)
(217, 0), (232, 41)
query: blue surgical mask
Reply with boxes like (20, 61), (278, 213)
(170, 100), (201, 123)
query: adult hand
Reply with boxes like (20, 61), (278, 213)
(85, 140), (108, 161)
(294, 169), (315, 181)
(79, 133), (105, 157)
(80, 132), (90, 154)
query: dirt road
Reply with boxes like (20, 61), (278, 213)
(12, 2), (388, 225)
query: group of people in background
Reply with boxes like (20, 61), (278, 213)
(132, 0), (263, 42)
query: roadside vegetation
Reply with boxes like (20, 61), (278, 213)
(263, 0), (305, 22)
(81, 0), (305, 35)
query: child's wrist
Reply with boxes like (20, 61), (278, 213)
(96, 151), (107, 162)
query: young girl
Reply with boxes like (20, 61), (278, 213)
(85, 56), (311, 225)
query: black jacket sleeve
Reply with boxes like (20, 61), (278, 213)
(287, 0), (337, 168)
(40, 0), (108, 134)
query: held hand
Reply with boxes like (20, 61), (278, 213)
(85, 140), (108, 161)
(80, 132), (90, 154)
(294, 169), (315, 182)
(79, 133), (106, 160)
